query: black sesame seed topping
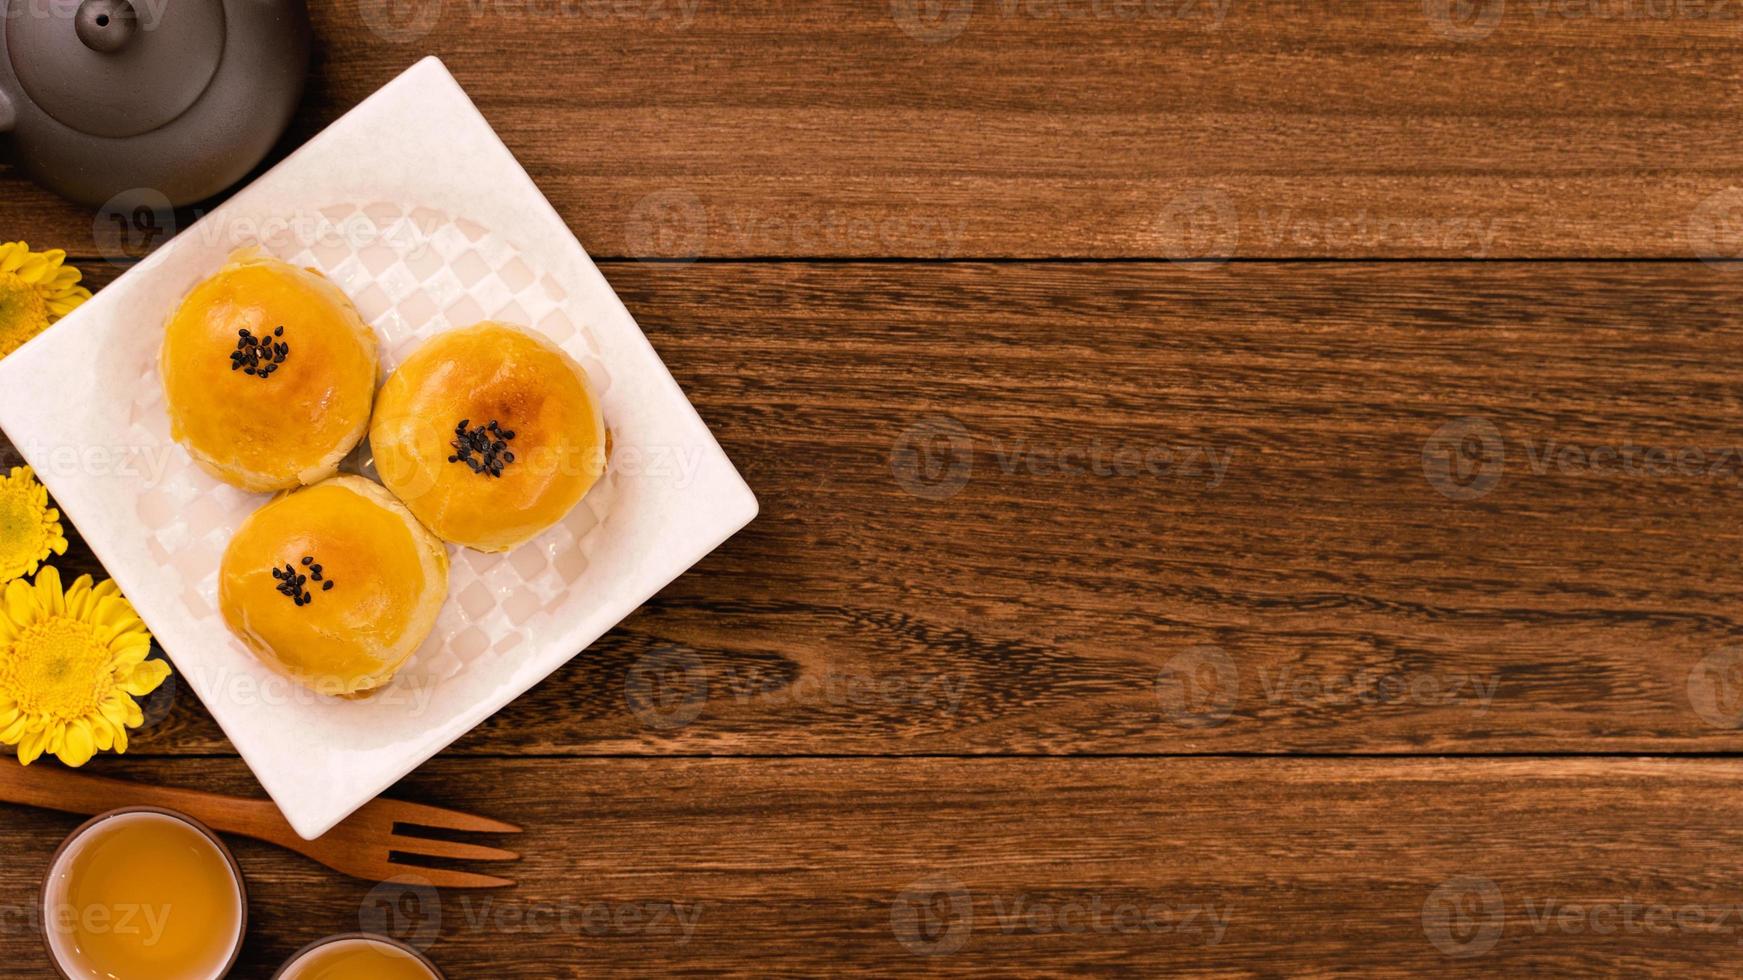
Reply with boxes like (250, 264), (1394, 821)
(232, 326), (289, 379)
(449, 418), (518, 478)
(274, 555), (335, 606)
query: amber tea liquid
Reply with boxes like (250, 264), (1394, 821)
(43, 810), (244, 980)
(278, 936), (439, 980)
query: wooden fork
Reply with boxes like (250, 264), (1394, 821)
(0, 761), (520, 889)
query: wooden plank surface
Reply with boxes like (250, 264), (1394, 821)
(9, 1), (1743, 257)
(4, 3), (1738, 974)
(7, 260), (1743, 756)
(3, 756), (1742, 977)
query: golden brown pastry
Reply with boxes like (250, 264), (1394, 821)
(161, 249), (378, 492)
(218, 476), (448, 697)
(369, 321), (606, 552)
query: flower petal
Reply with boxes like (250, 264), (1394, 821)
(32, 567), (63, 617)
(62, 574), (93, 614)
(16, 729), (45, 765)
(58, 719), (94, 767)
(122, 659), (171, 697)
(111, 640), (151, 671)
(3, 579), (36, 626)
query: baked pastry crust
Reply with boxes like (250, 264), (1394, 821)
(161, 249), (379, 492)
(370, 321), (607, 552)
(219, 476), (449, 697)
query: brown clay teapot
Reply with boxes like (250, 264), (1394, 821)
(0, 0), (310, 207)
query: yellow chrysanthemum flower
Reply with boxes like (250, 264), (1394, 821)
(0, 242), (92, 359)
(0, 567), (170, 766)
(0, 467), (68, 585)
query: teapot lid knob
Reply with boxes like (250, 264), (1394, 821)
(2, 0), (226, 139)
(74, 0), (138, 54)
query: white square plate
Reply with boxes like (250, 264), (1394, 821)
(0, 58), (757, 838)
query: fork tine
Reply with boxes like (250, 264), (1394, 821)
(377, 800), (522, 834)
(388, 865), (518, 890)
(390, 835), (520, 863)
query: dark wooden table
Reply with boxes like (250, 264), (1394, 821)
(7, 1), (1743, 975)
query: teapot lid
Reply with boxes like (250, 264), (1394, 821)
(6, 0), (226, 139)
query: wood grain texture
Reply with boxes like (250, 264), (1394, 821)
(4, 3), (1733, 975)
(7, 260), (1743, 755)
(9, 1), (1743, 257)
(4, 756), (1743, 977)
